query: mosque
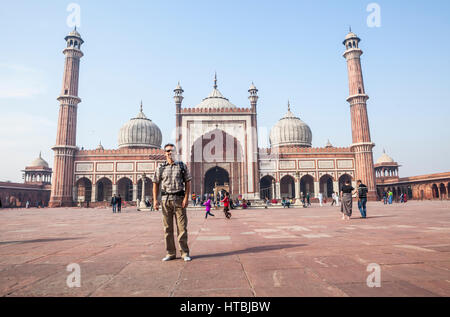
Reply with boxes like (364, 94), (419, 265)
(46, 27), (379, 207)
(2, 28), (448, 209)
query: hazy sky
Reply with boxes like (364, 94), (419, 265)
(1, 0), (449, 182)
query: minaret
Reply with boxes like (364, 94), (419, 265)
(49, 28), (84, 207)
(248, 82), (260, 199)
(343, 30), (377, 200)
(174, 81), (184, 155)
(248, 82), (258, 111)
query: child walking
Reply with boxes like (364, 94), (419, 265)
(221, 192), (232, 219)
(204, 198), (215, 219)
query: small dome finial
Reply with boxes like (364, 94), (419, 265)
(349, 25), (351, 33)
(39, 151), (42, 158)
(213, 72), (218, 89)
(287, 100), (291, 112)
(140, 100), (143, 112)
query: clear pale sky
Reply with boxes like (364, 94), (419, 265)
(1, 0), (449, 182)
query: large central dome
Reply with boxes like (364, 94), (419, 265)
(270, 102), (312, 148)
(195, 74), (236, 109)
(118, 103), (162, 149)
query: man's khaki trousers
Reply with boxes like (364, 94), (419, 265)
(161, 196), (189, 257)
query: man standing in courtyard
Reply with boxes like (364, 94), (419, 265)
(356, 180), (368, 218)
(117, 194), (122, 213)
(111, 194), (118, 213)
(153, 144), (192, 262)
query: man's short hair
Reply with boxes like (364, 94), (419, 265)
(357, 180), (362, 183)
(164, 143), (175, 150)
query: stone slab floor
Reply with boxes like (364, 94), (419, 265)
(0, 201), (449, 297)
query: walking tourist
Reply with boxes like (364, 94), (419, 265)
(318, 192), (323, 206)
(383, 191), (387, 204)
(117, 194), (122, 213)
(388, 190), (393, 204)
(306, 192), (311, 206)
(335, 192), (340, 206)
(356, 180), (368, 218)
(153, 143), (192, 262)
(340, 180), (354, 220)
(331, 192), (336, 206)
(111, 194), (118, 213)
(203, 198), (214, 219)
(192, 192), (197, 206)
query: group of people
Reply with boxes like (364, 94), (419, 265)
(318, 192), (340, 207)
(203, 192), (232, 219)
(110, 194), (122, 213)
(118, 142), (377, 263)
(382, 190), (407, 204)
(340, 179), (368, 220)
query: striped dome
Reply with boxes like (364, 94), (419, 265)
(118, 105), (162, 149)
(270, 102), (312, 148)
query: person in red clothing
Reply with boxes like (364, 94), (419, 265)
(221, 192), (232, 219)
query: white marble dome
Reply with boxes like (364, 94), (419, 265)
(118, 105), (162, 149)
(270, 103), (312, 148)
(195, 74), (236, 109)
(29, 152), (49, 168)
(376, 150), (395, 164)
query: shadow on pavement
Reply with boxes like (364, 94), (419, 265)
(193, 244), (307, 259)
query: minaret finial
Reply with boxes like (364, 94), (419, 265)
(287, 100), (291, 112)
(383, 148), (386, 154)
(214, 72), (218, 89)
(140, 100), (143, 112)
(39, 151), (42, 158)
(349, 25), (351, 32)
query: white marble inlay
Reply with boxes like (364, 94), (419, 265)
(302, 234), (331, 238)
(394, 245), (436, 252)
(254, 229), (281, 233)
(197, 236), (230, 241)
(263, 235), (298, 239)
(276, 226), (311, 232)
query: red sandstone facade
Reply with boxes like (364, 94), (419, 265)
(47, 29), (424, 206)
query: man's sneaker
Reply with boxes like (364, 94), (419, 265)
(182, 256), (192, 262)
(162, 255), (176, 262)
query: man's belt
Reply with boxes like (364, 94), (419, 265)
(161, 191), (185, 197)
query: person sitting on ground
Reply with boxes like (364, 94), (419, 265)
(242, 199), (248, 209)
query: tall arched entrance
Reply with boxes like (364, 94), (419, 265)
(204, 166), (230, 195)
(190, 129), (244, 197)
(117, 177), (133, 202)
(75, 178), (92, 202)
(260, 175), (275, 200)
(319, 174), (334, 198)
(97, 178), (112, 202)
(300, 175), (314, 196)
(280, 175), (295, 198)
(439, 183), (447, 200)
(432, 184), (439, 199)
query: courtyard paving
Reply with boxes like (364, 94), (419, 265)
(0, 200), (449, 297)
